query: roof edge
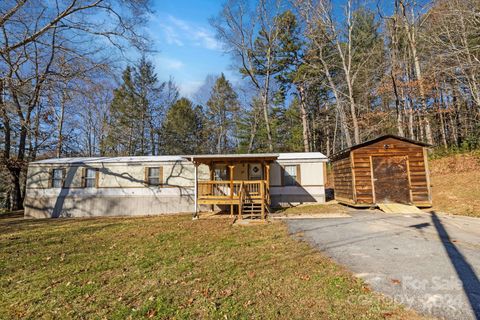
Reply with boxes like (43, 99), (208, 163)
(331, 134), (431, 161)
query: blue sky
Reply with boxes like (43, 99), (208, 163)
(146, 1), (235, 97)
(144, 0), (402, 98)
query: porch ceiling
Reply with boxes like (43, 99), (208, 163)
(185, 153), (278, 164)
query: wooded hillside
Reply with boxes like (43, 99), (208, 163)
(1, 0), (479, 211)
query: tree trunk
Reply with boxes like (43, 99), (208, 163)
(401, 1), (433, 145)
(56, 96), (66, 158)
(438, 84), (448, 149)
(298, 85), (311, 152)
(407, 105), (414, 140)
(149, 121), (156, 155)
(262, 71), (274, 152)
(323, 66), (352, 147)
(9, 167), (23, 211)
(345, 74), (360, 144)
(391, 70), (404, 136)
(247, 105), (260, 153)
(326, 112), (331, 157)
(31, 103), (41, 160)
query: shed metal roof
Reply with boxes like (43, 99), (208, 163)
(331, 134), (431, 161)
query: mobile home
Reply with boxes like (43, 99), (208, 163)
(25, 152), (328, 219)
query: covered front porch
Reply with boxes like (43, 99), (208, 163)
(188, 154), (278, 220)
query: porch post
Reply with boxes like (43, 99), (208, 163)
(228, 164), (235, 217)
(208, 162), (214, 212)
(265, 163), (270, 186)
(228, 164), (235, 198)
(193, 161), (199, 220)
(265, 162), (270, 198)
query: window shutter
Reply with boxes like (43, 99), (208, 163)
(281, 166), (285, 186)
(159, 166), (163, 185)
(95, 169), (99, 188)
(48, 169), (53, 188)
(144, 167), (148, 184)
(296, 165), (301, 185)
(62, 169), (66, 187)
(81, 167), (86, 188)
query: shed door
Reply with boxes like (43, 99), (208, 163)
(372, 156), (410, 204)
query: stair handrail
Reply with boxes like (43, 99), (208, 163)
(238, 181), (245, 220)
(264, 180), (270, 217)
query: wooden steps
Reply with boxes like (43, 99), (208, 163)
(239, 196), (267, 220)
(378, 203), (423, 214)
(242, 202), (263, 218)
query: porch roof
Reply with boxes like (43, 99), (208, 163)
(185, 153), (279, 164)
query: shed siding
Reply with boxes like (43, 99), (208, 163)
(351, 137), (430, 205)
(333, 136), (431, 207)
(351, 151), (374, 204)
(332, 156), (354, 202)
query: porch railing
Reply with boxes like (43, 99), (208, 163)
(198, 180), (265, 199)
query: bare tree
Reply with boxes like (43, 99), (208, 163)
(296, 0), (382, 146)
(398, 0), (434, 145)
(0, 0), (150, 210)
(211, 0), (285, 152)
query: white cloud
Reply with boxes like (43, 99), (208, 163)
(160, 24), (184, 46)
(193, 29), (221, 50)
(179, 80), (204, 98)
(168, 15), (191, 31)
(154, 56), (185, 70)
(154, 15), (221, 51)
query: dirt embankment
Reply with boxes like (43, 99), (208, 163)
(430, 153), (480, 217)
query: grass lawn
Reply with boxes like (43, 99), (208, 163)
(0, 212), (422, 319)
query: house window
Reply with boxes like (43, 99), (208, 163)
(284, 165), (298, 186)
(51, 169), (64, 188)
(214, 166), (228, 181)
(146, 167), (161, 186)
(84, 168), (97, 188)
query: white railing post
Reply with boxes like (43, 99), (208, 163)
(193, 162), (198, 220)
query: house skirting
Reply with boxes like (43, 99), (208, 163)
(24, 185), (326, 218)
(270, 186), (325, 207)
(24, 187), (198, 218)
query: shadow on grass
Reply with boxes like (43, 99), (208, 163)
(0, 210), (125, 236)
(0, 210), (24, 220)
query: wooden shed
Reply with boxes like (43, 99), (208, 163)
(331, 135), (432, 207)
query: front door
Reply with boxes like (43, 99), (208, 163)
(372, 156), (411, 204)
(248, 163), (263, 180)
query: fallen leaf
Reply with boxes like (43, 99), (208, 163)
(147, 309), (156, 318)
(300, 274), (310, 281)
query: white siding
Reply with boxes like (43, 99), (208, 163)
(25, 154), (327, 218)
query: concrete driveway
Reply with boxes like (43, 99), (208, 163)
(286, 210), (480, 320)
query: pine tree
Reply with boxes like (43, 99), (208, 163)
(105, 66), (142, 155)
(159, 98), (206, 155)
(106, 57), (164, 156)
(134, 56), (163, 155)
(205, 73), (239, 154)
